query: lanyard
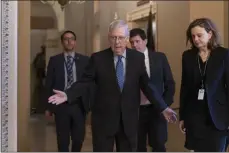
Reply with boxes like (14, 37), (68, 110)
(197, 54), (209, 89)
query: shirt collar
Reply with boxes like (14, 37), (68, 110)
(64, 51), (75, 58)
(143, 48), (148, 58)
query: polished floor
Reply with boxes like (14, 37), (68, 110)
(29, 110), (192, 152)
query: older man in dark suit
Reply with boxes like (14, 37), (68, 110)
(48, 20), (177, 152)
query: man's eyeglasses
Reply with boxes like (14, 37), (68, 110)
(109, 36), (127, 42)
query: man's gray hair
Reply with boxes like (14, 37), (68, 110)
(108, 20), (129, 36)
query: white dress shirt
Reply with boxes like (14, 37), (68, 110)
(140, 48), (151, 105)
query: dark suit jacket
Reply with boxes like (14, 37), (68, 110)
(179, 46), (229, 131)
(45, 52), (90, 114)
(148, 51), (175, 107)
(66, 48), (167, 138)
(145, 51), (175, 144)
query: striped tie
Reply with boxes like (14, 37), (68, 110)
(66, 55), (74, 88)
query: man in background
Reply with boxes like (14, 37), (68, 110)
(32, 45), (46, 113)
(129, 28), (175, 152)
(45, 30), (89, 152)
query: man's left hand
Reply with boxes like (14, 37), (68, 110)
(162, 107), (177, 123)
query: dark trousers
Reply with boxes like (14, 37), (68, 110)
(54, 104), (86, 152)
(225, 137), (229, 151)
(137, 105), (167, 152)
(92, 119), (137, 152)
(193, 135), (228, 152)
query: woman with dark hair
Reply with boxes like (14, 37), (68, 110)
(179, 18), (229, 152)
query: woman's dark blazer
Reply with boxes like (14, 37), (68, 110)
(179, 46), (229, 131)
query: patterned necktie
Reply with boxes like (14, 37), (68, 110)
(116, 56), (124, 91)
(66, 55), (74, 88)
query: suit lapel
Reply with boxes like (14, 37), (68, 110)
(191, 49), (200, 85)
(60, 53), (65, 89)
(205, 49), (218, 86)
(106, 48), (121, 93)
(148, 51), (156, 79)
(74, 54), (81, 79)
(122, 49), (131, 92)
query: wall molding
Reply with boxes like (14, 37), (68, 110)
(31, 16), (56, 29)
(1, 1), (18, 152)
(126, 1), (156, 22)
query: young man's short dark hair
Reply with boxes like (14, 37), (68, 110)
(129, 28), (147, 40)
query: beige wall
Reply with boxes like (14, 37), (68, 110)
(31, 1), (56, 17)
(65, 1), (137, 54)
(157, 1), (190, 108)
(65, 3), (87, 54)
(84, 1), (94, 55)
(189, 1), (226, 46)
(18, 1), (31, 151)
(224, 1), (229, 48)
(65, 1), (98, 55)
(115, 1), (137, 21)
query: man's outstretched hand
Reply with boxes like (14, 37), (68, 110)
(48, 90), (68, 105)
